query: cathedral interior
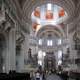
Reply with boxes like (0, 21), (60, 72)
(0, 0), (80, 80)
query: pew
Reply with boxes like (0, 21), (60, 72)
(69, 71), (80, 80)
(0, 71), (30, 80)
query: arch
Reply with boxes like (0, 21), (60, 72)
(36, 25), (64, 38)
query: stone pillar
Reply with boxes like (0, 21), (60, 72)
(24, 34), (29, 61)
(6, 28), (16, 73)
(9, 28), (16, 70)
(19, 44), (25, 72)
(16, 44), (24, 72)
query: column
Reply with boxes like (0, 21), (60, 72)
(9, 28), (16, 71)
(16, 44), (25, 72)
(24, 34), (29, 61)
(5, 28), (16, 73)
(19, 44), (24, 72)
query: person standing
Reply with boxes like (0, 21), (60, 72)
(35, 71), (40, 80)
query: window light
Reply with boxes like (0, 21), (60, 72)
(47, 3), (52, 10)
(47, 40), (52, 46)
(39, 39), (42, 45)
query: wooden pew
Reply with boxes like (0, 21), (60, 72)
(0, 72), (30, 80)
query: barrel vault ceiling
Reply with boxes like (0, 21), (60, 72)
(10, 0), (80, 36)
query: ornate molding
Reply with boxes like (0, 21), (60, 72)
(16, 32), (25, 45)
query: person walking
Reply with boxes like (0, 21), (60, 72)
(35, 71), (40, 80)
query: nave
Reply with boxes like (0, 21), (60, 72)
(0, 0), (80, 80)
